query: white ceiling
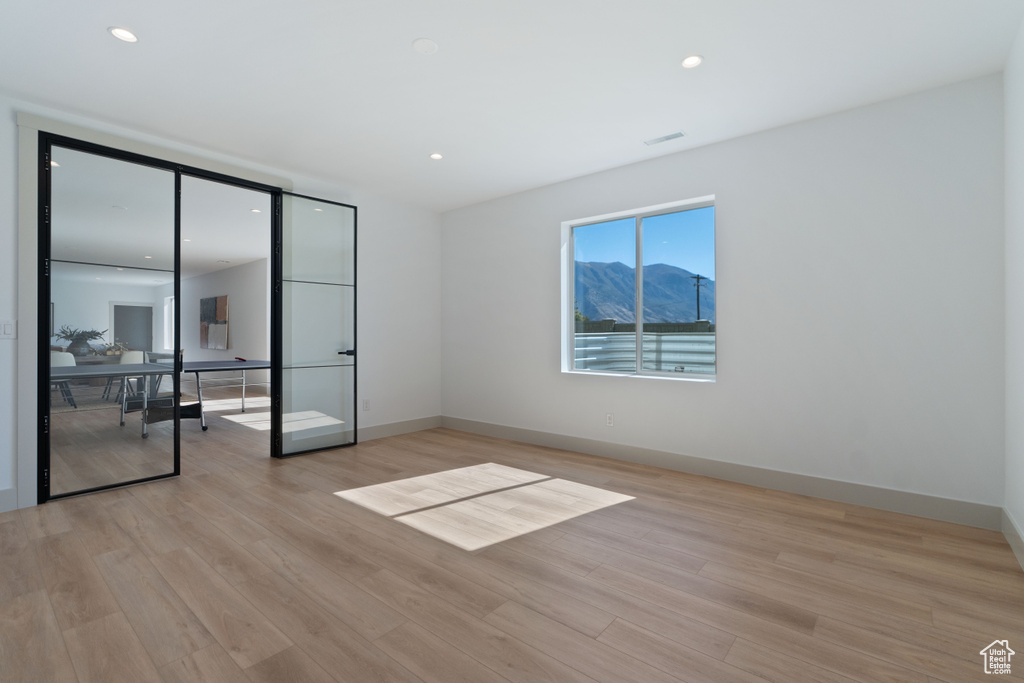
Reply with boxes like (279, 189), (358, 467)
(51, 146), (270, 281)
(2, 0), (1023, 213)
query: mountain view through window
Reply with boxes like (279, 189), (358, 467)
(572, 204), (715, 376)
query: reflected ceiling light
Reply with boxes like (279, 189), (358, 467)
(108, 26), (138, 43)
(250, 208), (261, 213)
(50, 161), (60, 167)
(144, 255), (152, 259)
(681, 55), (703, 68)
(430, 153), (443, 160)
(412, 37), (439, 55)
(116, 268), (124, 271)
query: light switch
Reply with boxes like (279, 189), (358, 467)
(0, 320), (16, 339)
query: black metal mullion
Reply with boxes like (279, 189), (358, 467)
(49, 258), (175, 273)
(271, 191), (283, 458)
(173, 170), (181, 476)
(37, 133), (52, 503)
(352, 203), (358, 445)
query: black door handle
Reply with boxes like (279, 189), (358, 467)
(339, 349), (356, 356)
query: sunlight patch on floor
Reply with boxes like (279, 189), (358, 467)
(200, 396), (272, 413)
(334, 463), (634, 551)
(335, 463), (549, 516)
(223, 409), (343, 433)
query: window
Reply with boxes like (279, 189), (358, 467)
(163, 295), (175, 350)
(563, 197), (715, 379)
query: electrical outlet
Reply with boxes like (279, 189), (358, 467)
(606, 413), (614, 427)
(362, 399), (370, 411)
(0, 320), (15, 340)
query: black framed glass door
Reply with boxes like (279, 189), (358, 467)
(38, 133), (282, 502)
(37, 133), (350, 496)
(40, 136), (181, 500)
(274, 192), (357, 456)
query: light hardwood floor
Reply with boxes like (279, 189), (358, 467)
(4, 399), (1024, 682)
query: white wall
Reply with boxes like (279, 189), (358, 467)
(1005, 21), (1024, 540)
(51, 278), (162, 351)
(2, 92), (443, 511)
(441, 76), (1006, 506)
(176, 259), (269, 364)
(351, 194), (443, 428)
(152, 259), (272, 387)
(0, 94), (16, 504)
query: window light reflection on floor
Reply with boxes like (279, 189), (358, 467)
(335, 463), (634, 551)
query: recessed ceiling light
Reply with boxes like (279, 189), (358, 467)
(95, 277), (101, 280)
(108, 26), (138, 43)
(313, 208), (324, 212)
(112, 205), (127, 211)
(116, 268), (124, 271)
(183, 238), (192, 242)
(430, 153), (443, 160)
(681, 55), (703, 69)
(412, 38), (439, 55)
(250, 209), (261, 213)
(144, 255), (152, 259)
(217, 259), (232, 264)
(50, 161), (60, 168)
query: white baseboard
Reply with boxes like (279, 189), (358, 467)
(440, 416), (1004, 531)
(12, 410), (1015, 561)
(359, 416), (443, 442)
(1004, 509), (1024, 573)
(0, 487), (18, 514)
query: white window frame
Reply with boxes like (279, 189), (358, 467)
(561, 195), (716, 382)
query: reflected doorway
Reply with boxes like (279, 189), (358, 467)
(113, 304), (154, 351)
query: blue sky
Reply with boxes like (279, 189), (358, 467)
(573, 206), (715, 279)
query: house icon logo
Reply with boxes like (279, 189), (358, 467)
(980, 640), (1014, 675)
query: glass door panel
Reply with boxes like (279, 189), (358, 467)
(283, 197), (354, 285)
(46, 144), (178, 498)
(279, 193), (356, 455)
(282, 282), (354, 367)
(282, 366), (355, 451)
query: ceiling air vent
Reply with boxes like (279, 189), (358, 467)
(643, 131), (685, 146)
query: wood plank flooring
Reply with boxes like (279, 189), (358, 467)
(4, 398), (1024, 682)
